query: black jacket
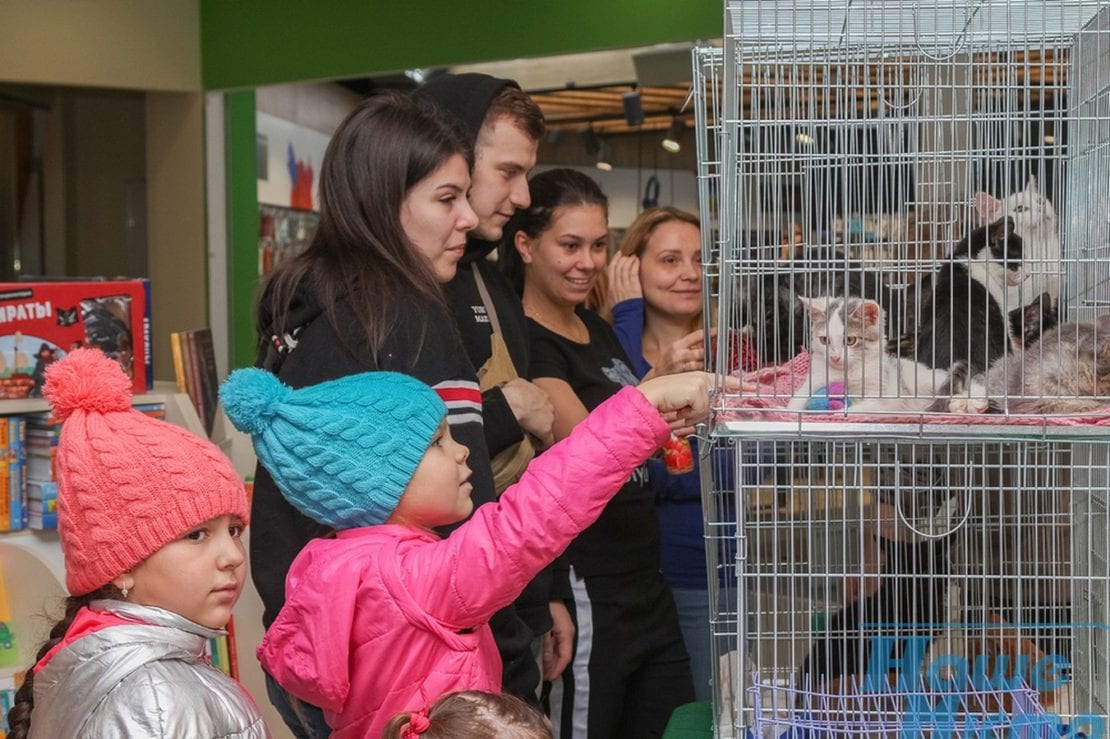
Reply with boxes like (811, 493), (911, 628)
(442, 239), (532, 456)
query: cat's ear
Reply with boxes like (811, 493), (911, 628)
(975, 192), (1002, 223)
(1026, 174), (1039, 193)
(1022, 293), (1047, 328)
(989, 216), (1016, 243)
(796, 295), (825, 320)
(849, 299), (881, 326)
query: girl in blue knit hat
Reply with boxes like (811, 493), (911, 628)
(221, 366), (718, 739)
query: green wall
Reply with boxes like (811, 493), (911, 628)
(201, 1), (721, 89)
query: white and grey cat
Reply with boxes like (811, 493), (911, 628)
(789, 296), (950, 412)
(948, 313), (1110, 415)
(975, 175), (1061, 308)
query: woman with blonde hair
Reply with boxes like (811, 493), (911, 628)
(605, 206), (759, 702)
(606, 207), (705, 379)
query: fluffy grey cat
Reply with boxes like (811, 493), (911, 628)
(949, 313), (1110, 414)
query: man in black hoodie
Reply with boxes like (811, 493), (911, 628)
(420, 74), (570, 705)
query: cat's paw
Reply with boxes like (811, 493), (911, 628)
(949, 396), (989, 414)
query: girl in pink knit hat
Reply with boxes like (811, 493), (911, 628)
(5, 348), (269, 739)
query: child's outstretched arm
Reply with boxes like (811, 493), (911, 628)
(406, 371), (715, 629)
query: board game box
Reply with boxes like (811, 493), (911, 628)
(0, 279), (152, 398)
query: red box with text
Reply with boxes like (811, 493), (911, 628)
(0, 280), (151, 398)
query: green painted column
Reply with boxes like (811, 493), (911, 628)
(224, 90), (259, 370)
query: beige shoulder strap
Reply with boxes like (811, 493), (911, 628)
(472, 267), (503, 336)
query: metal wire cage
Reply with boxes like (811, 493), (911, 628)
(693, 3), (1110, 736)
(696, 1), (1110, 429)
(702, 436), (1110, 737)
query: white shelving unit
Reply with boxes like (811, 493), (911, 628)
(0, 382), (207, 681)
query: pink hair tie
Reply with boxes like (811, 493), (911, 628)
(401, 708), (431, 738)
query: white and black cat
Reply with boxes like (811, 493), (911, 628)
(905, 217), (1024, 374)
(947, 313), (1110, 415)
(788, 296), (949, 412)
(975, 175), (1061, 308)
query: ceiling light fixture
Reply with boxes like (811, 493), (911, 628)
(661, 117), (684, 153)
(595, 139), (614, 172)
(622, 90), (645, 127)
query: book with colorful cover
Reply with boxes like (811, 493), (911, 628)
(183, 331), (206, 434)
(132, 403), (166, 420)
(171, 328), (219, 437)
(0, 677), (15, 737)
(170, 331), (189, 394)
(8, 416), (24, 531)
(225, 614), (240, 681)
(207, 634), (231, 676)
(0, 419), (9, 531)
(191, 328), (219, 437)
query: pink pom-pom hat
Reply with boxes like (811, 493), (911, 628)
(43, 348), (248, 595)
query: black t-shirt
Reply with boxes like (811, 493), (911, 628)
(527, 307), (659, 576)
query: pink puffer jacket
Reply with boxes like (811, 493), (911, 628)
(258, 386), (669, 738)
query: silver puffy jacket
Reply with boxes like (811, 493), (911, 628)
(28, 600), (270, 738)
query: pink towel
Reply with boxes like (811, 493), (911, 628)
(718, 352), (1110, 428)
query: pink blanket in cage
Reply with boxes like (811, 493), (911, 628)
(718, 351), (1110, 427)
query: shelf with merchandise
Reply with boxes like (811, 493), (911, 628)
(0, 383), (206, 685)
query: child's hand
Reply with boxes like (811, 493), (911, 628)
(638, 371), (719, 433)
(542, 601), (575, 680)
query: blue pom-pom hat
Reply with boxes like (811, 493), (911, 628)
(220, 369), (446, 529)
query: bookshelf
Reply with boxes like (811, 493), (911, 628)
(0, 383), (211, 686)
(0, 384), (283, 737)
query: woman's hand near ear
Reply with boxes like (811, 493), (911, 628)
(605, 254), (642, 314)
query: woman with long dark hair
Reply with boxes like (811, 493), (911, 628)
(249, 91), (512, 738)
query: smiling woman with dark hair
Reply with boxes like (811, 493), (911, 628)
(500, 168), (695, 739)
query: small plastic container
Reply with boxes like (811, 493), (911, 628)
(662, 435), (694, 475)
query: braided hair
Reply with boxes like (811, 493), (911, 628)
(6, 584), (121, 739)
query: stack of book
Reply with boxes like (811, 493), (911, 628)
(24, 414), (57, 530)
(170, 328), (218, 437)
(207, 616), (239, 680)
(0, 417), (25, 533)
